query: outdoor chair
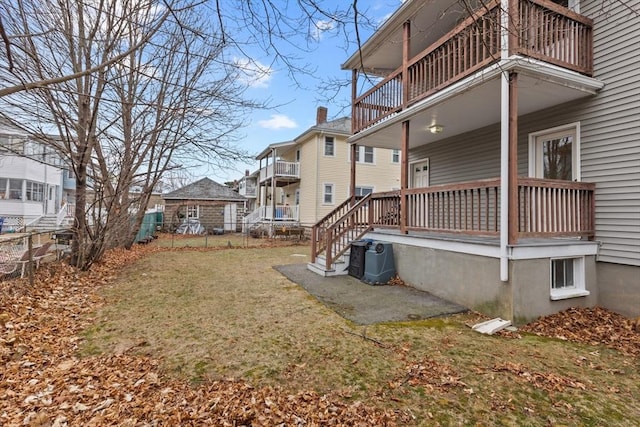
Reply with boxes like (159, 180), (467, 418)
(16, 242), (53, 278)
(0, 248), (28, 278)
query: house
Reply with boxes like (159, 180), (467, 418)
(243, 107), (401, 235)
(0, 122), (75, 232)
(163, 177), (246, 233)
(309, 0), (639, 322)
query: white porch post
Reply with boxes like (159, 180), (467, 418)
(499, 0), (510, 282)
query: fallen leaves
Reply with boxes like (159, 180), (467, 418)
(0, 246), (404, 426)
(492, 361), (588, 392)
(521, 307), (640, 357)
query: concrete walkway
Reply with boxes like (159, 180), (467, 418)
(274, 264), (467, 325)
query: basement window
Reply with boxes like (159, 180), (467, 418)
(550, 257), (589, 300)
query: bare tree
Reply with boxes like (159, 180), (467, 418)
(0, 0), (256, 269)
(0, 0), (381, 269)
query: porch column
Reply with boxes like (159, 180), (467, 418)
(508, 73), (519, 245)
(270, 148), (276, 225)
(400, 120), (409, 234)
(402, 20), (410, 108)
(350, 143), (357, 204)
(351, 69), (357, 134)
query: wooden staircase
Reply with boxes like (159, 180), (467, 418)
(308, 194), (373, 275)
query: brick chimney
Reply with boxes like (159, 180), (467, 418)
(316, 106), (328, 125)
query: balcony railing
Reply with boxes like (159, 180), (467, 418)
(243, 205), (300, 230)
(238, 182), (257, 198)
(311, 178), (595, 269)
(260, 161), (300, 182)
(352, 0), (593, 133)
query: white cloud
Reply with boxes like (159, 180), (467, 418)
(234, 58), (273, 88)
(257, 114), (297, 130)
(311, 19), (336, 41)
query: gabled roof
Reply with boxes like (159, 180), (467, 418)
(295, 116), (351, 142)
(254, 116), (352, 162)
(163, 177), (245, 201)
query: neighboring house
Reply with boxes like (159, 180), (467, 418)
(0, 123), (75, 232)
(163, 177), (246, 233)
(243, 107), (401, 233)
(309, 0), (639, 322)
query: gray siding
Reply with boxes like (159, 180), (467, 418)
(408, 0), (640, 266)
(579, 0), (640, 266)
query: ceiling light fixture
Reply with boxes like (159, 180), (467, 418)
(428, 124), (444, 134)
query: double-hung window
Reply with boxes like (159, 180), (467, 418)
(392, 149), (400, 164)
(354, 145), (374, 164)
(323, 184), (334, 204)
(324, 137), (334, 157)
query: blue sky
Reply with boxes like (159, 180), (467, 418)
(201, 0), (403, 184)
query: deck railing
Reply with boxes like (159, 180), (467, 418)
(352, 0), (593, 133)
(406, 179), (501, 235)
(517, 177), (595, 237)
(260, 161), (300, 182)
(311, 178), (595, 267)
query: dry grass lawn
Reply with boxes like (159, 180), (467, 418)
(81, 244), (640, 426)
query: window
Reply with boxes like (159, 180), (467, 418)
(296, 149), (301, 161)
(9, 179), (22, 200)
(392, 149), (400, 164)
(0, 178), (6, 199)
(186, 205), (199, 219)
(550, 257), (589, 300)
(354, 186), (374, 198)
(323, 183), (334, 204)
(26, 181), (44, 202)
(354, 145), (374, 164)
(530, 124), (579, 181)
(294, 189), (300, 205)
(324, 137), (334, 156)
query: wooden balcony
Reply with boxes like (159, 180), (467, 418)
(352, 0), (593, 133)
(311, 178), (595, 270)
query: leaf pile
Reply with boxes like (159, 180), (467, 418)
(521, 307), (640, 357)
(391, 358), (467, 391)
(0, 247), (404, 426)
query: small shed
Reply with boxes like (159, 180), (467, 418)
(163, 178), (246, 233)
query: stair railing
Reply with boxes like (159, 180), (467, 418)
(323, 194), (374, 270)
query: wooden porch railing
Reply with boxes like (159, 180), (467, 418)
(405, 179), (501, 235)
(517, 177), (595, 237)
(352, 0), (593, 133)
(310, 178), (595, 267)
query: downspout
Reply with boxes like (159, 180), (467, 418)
(499, 0), (510, 282)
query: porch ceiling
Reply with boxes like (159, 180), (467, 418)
(342, 0), (472, 74)
(349, 60), (604, 150)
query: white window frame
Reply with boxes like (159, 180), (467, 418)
(186, 205), (200, 219)
(322, 183), (334, 205)
(296, 149), (301, 161)
(549, 256), (589, 300)
(392, 149), (400, 164)
(323, 136), (335, 157)
(529, 123), (580, 181)
(353, 145), (375, 164)
(353, 186), (374, 198)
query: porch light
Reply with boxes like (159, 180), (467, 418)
(428, 124), (444, 134)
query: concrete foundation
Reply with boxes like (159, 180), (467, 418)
(596, 262), (640, 318)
